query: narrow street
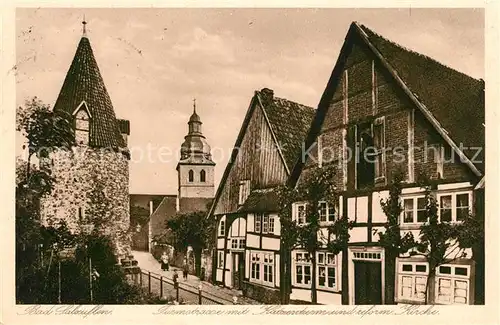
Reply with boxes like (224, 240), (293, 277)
(131, 250), (260, 305)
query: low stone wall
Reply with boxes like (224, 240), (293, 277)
(242, 281), (280, 304)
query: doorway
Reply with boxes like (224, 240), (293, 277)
(354, 261), (382, 304)
(232, 252), (244, 290)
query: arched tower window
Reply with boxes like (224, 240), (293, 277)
(188, 169), (194, 182)
(75, 108), (90, 145)
(200, 169), (206, 182)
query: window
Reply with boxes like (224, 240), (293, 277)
(373, 117), (386, 181)
(219, 218), (225, 236)
(317, 252), (337, 290)
(75, 109), (90, 145)
(255, 214), (261, 233)
(188, 170), (194, 182)
(217, 251), (224, 268)
(250, 251), (275, 287)
(293, 203), (307, 225)
(231, 239), (238, 249)
(238, 180), (250, 205)
(294, 252), (312, 286)
(435, 264), (471, 304)
(263, 214), (269, 233)
(263, 253), (274, 285)
(268, 215), (275, 234)
(357, 123), (375, 188)
(437, 192), (471, 223)
(239, 239), (246, 249)
(319, 201), (336, 223)
(456, 194), (470, 221)
(342, 69), (349, 124)
(398, 261), (428, 302)
(251, 253), (260, 280)
(401, 197), (427, 224)
(200, 170), (206, 182)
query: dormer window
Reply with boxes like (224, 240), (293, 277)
(75, 108), (90, 145)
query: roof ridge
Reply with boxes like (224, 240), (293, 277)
(271, 95), (315, 111)
(358, 23), (483, 84)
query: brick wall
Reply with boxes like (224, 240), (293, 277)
(40, 146), (130, 259)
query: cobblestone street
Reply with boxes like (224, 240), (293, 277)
(132, 250), (260, 305)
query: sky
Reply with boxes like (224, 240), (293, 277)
(15, 8), (484, 195)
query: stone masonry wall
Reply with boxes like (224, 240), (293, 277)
(40, 146), (130, 259)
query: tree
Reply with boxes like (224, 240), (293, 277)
(277, 164), (353, 304)
(16, 97), (73, 179)
(166, 211), (215, 277)
(130, 205), (150, 228)
(376, 172), (416, 304)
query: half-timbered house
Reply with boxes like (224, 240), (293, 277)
(287, 22), (484, 305)
(207, 88), (314, 303)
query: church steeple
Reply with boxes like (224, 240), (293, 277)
(52, 19), (127, 149)
(177, 100), (216, 199)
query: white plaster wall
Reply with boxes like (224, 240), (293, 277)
(247, 214), (254, 232)
(262, 237), (279, 251)
(372, 190), (389, 223)
(247, 234), (260, 248)
(350, 227), (368, 243)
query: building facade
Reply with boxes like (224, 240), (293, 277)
(208, 88), (314, 303)
(287, 22), (484, 305)
(39, 24), (132, 259)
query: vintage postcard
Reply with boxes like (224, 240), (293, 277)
(1, 2), (499, 325)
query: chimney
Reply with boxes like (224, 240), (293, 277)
(260, 88), (274, 100)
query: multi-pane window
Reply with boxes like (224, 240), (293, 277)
(294, 203), (307, 225)
(401, 197), (427, 224)
(317, 252), (337, 290)
(268, 215), (275, 233)
(255, 214), (262, 233)
(438, 192), (471, 222)
(263, 214), (269, 233)
(294, 252), (312, 286)
(398, 262), (428, 302)
(239, 239), (246, 249)
(217, 251), (224, 268)
(231, 239), (238, 249)
(319, 201), (336, 223)
(435, 264), (471, 304)
(219, 218), (225, 236)
(249, 251), (275, 287)
(263, 253), (274, 285)
(250, 253), (260, 280)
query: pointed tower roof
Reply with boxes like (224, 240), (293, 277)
(52, 19), (126, 148)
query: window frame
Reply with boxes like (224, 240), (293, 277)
(436, 192), (472, 223)
(218, 218), (225, 237)
(316, 252), (338, 291)
(188, 169), (194, 182)
(397, 261), (429, 303)
(401, 196), (427, 225)
(293, 202), (308, 226)
(217, 251), (224, 269)
(255, 214), (262, 233)
(293, 252), (312, 288)
(318, 201), (336, 224)
(434, 264), (471, 305)
(200, 169), (206, 183)
(249, 251), (275, 287)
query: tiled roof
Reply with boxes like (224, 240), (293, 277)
(257, 89), (316, 171)
(149, 196), (178, 241)
(178, 197), (213, 214)
(53, 36), (126, 148)
(359, 24), (485, 172)
(238, 188), (279, 213)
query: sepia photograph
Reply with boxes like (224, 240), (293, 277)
(12, 6), (487, 309)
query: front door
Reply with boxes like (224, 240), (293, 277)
(232, 253), (244, 290)
(354, 261), (382, 304)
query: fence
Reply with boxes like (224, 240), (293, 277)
(139, 270), (226, 305)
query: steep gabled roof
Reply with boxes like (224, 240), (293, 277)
(53, 35), (126, 148)
(290, 22), (484, 184)
(207, 88), (314, 218)
(358, 24), (485, 174)
(256, 89), (316, 171)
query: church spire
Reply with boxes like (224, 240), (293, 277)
(82, 15), (87, 37)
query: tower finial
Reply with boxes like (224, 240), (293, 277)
(193, 98), (196, 114)
(82, 15), (87, 37)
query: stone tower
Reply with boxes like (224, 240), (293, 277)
(40, 20), (131, 259)
(176, 101), (216, 200)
